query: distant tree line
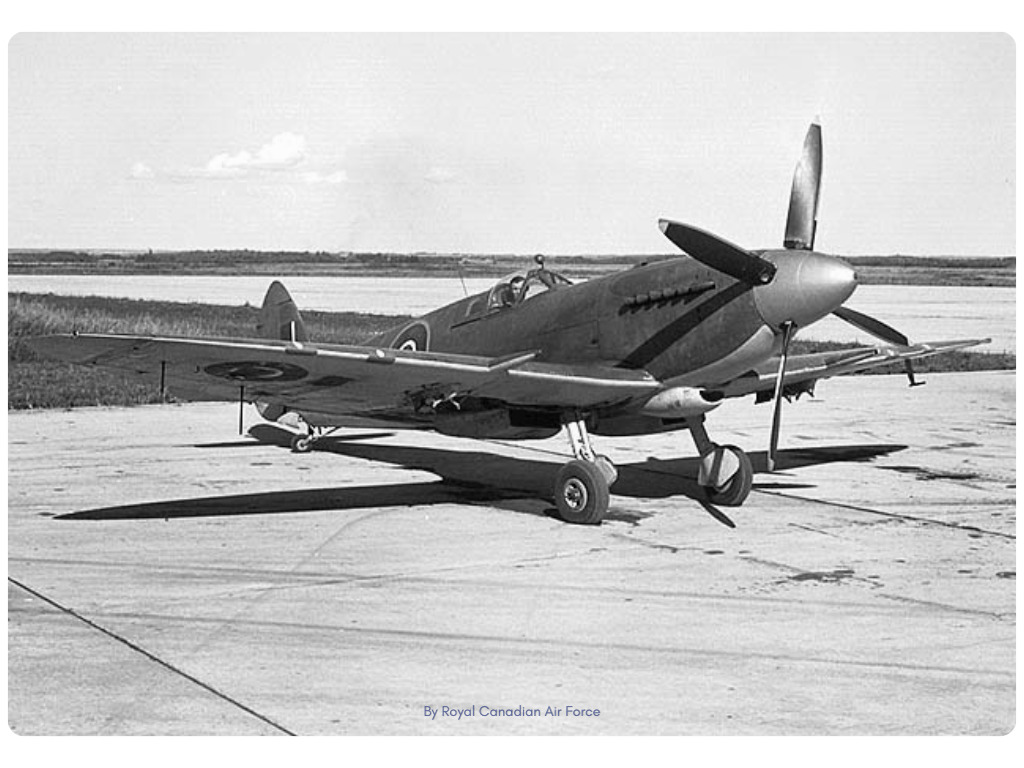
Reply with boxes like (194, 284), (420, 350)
(844, 255), (1014, 270)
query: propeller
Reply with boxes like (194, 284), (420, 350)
(784, 122), (822, 251)
(660, 121), (914, 470)
(769, 121), (906, 467)
(780, 122), (911, 349)
(659, 220), (776, 286)
(832, 305), (909, 347)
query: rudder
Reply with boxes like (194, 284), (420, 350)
(257, 280), (308, 342)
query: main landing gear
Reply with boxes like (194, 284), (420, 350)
(553, 412), (617, 525)
(550, 412), (754, 523)
(685, 415), (753, 506)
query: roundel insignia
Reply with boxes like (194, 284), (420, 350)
(204, 361), (309, 382)
(392, 321), (430, 352)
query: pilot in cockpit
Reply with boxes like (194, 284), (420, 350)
(486, 257), (573, 312)
(495, 276), (525, 307)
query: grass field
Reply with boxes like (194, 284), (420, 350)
(8, 293), (404, 409)
(8, 292), (1015, 410)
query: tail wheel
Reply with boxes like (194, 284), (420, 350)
(291, 434), (314, 453)
(704, 445), (753, 506)
(554, 459), (610, 525)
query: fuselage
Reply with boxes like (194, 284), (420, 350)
(367, 250), (853, 385)
(352, 249), (856, 437)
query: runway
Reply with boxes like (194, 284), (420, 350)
(7, 371), (1015, 735)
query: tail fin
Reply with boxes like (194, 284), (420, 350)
(257, 281), (308, 342)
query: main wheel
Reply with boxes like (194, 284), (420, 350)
(704, 445), (753, 506)
(554, 459), (610, 525)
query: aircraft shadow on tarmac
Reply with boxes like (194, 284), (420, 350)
(57, 424), (905, 527)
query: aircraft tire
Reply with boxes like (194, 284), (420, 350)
(595, 454), (618, 486)
(291, 434), (314, 453)
(554, 459), (609, 525)
(704, 445), (753, 506)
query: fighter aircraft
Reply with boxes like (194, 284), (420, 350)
(30, 123), (988, 524)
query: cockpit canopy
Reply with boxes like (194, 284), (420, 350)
(486, 264), (574, 311)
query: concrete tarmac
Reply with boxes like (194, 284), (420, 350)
(7, 371), (1015, 735)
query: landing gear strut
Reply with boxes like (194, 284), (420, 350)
(553, 411), (616, 525)
(686, 415), (753, 506)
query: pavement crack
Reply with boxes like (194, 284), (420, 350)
(8, 576), (296, 736)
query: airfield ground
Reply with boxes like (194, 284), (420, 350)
(7, 371), (1015, 735)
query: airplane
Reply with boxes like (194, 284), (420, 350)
(29, 123), (988, 525)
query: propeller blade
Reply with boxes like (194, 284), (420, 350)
(784, 123), (823, 251)
(767, 321), (795, 472)
(659, 219), (777, 285)
(833, 306), (909, 346)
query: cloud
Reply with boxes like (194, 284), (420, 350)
(198, 133), (307, 178)
(137, 134), (447, 191)
(129, 161), (154, 179)
(254, 132), (306, 168)
(301, 169), (349, 185)
(424, 166), (458, 184)
(202, 151), (250, 178)
(133, 133), (349, 188)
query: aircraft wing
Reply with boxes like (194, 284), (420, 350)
(28, 334), (661, 416)
(716, 339), (991, 400)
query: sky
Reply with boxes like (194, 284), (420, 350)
(7, 32), (1016, 256)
